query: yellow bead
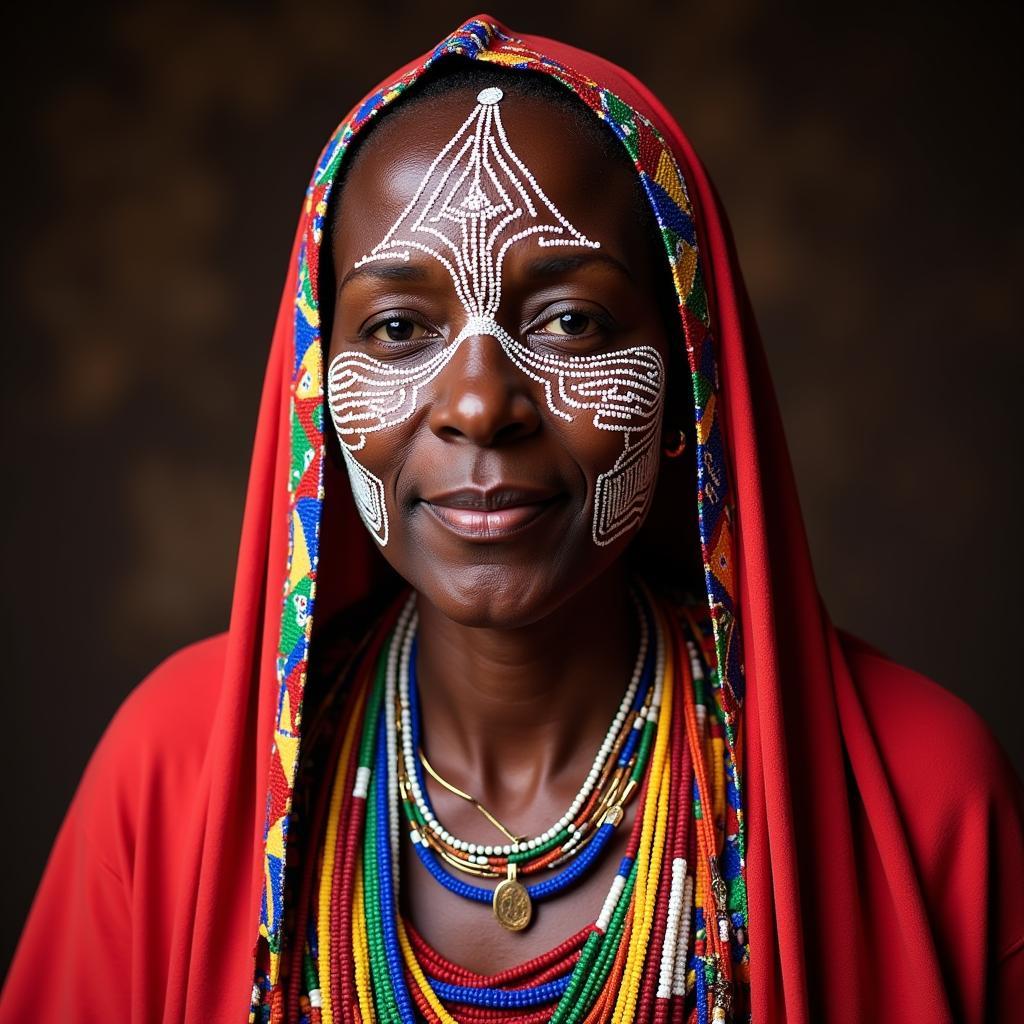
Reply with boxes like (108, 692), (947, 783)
(397, 919), (459, 1024)
(352, 869), (374, 1024)
(317, 683), (366, 1024)
(612, 594), (675, 1024)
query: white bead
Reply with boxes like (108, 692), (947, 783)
(390, 581), (669, 866)
(329, 88), (665, 553)
(596, 874), (627, 933)
(657, 858), (687, 998)
(352, 766), (371, 800)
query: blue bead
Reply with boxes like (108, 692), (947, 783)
(374, 714), (418, 1024)
(404, 591), (653, 911)
(427, 974), (571, 1008)
(617, 607), (656, 767)
(695, 951), (709, 1024)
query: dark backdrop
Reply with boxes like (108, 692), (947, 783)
(4, 0), (1021, 981)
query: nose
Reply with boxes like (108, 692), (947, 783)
(427, 328), (541, 446)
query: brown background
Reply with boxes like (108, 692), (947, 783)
(3, 0), (1021, 981)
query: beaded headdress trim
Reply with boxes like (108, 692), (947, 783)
(257, 14), (746, 1008)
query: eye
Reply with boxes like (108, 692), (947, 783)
(369, 317), (430, 343)
(540, 312), (594, 337)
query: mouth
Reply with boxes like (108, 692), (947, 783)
(419, 486), (563, 542)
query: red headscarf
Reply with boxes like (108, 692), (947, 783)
(3, 14), (1020, 1024)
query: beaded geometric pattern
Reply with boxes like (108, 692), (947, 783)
(253, 14), (747, 1017)
(326, 85), (666, 551)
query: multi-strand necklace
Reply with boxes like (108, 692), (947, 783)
(281, 580), (751, 1024)
(397, 585), (659, 931)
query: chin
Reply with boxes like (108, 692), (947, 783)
(411, 561), (572, 629)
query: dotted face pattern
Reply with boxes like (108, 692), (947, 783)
(254, 19), (749, 1012)
(326, 88), (666, 547)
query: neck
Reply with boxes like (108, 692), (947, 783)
(412, 561), (640, 823)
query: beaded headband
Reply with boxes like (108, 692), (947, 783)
(326, 86), (666, 548)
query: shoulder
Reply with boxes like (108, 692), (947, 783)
(837, 629), (1019, 803)
(113, 632), (227, 717)
(89, 632), (227, 770)
(2, 635), (231, 1018)
(837, 629), (1023, 962)
(75, 633), (229, 863)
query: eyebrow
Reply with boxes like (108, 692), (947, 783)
(523, 252), (635, 283)
(338, 261), (431, 295)
(337, 249), (635, 298)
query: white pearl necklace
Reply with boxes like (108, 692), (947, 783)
(391, 585), (654, 860)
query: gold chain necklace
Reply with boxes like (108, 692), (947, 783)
(418, 746), (525, 844)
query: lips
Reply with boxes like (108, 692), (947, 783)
(419, 486), (562, 541)
(423, 486), (559, 511)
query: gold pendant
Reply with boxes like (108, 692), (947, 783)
(492, 863), (532, 931)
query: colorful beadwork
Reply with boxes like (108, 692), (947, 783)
(397, 585), (655, 902)
(397, 592), (657, 930)
(252, 13), (749, 1023)
(265, 579), (747, 1023)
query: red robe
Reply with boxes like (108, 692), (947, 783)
(3, 14), (1021, 1023)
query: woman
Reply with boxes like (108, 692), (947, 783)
(2, 14), (1020, 1024)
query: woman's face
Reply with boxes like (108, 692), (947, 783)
(326, 83), (676, 627)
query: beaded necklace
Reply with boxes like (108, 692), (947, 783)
(398, 585), (658, 931)
(282, 581), (750, 1023)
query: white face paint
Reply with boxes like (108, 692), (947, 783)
(328, 88), (666, 548)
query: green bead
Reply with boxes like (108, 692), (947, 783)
(361, 687), (401, 1024)
(302, 947), (319, 997)
(551, 863), (637, 1024)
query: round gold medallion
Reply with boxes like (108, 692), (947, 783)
(492, 875), (532, 931)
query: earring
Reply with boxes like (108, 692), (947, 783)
(662, 427), (687, 459)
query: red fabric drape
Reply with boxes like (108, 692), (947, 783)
(3, 14), (1020, 1023)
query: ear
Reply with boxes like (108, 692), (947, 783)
(661, 424), (687, 459)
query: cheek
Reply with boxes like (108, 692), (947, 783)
(358, 425), (416, 489)
(325, 344), (428, 468)
(326, 335), (668, 551)
(326, 345), (430, 548)
(560, 416), (630, 483)
(558, 348), (668, 472)
(329, 384), (417, 492)
(566, 350), (667, 546)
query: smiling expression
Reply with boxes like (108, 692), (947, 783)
(324, 81), (675, 625)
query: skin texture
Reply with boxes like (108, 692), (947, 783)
(327, 84), (684, 971)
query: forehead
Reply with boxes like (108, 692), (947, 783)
(329, 86), (648, 271)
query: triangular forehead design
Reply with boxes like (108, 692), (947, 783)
(354, 87), (600, 317)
